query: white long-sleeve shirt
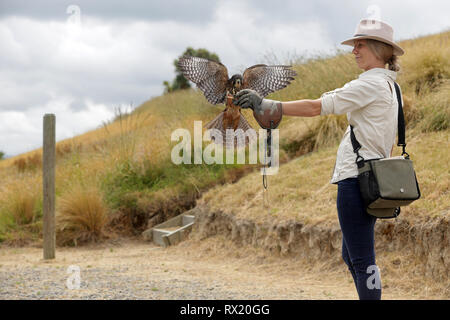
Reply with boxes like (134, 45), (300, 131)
(320, 67), (401, 184)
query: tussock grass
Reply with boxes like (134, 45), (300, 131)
(9, 191), (38, 225)
(56, 186), (108, 246)
(56, 140), (83, 159)
(400, 32), (449, 95)
(0, 183), (42, 244)
(12, 152), (42, 173)
(416, 81), (450, 132)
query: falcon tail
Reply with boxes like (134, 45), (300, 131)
(204, 112), (256, 149)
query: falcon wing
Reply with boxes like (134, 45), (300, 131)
(242, 64), (297, 98)
(178, 56), (229, 105)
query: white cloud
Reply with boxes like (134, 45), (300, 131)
(0, 6), (334, 156)
(0, 97), (114, 156)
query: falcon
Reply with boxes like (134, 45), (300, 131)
(178, 56), (296, 146)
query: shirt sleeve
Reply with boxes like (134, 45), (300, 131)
(320, 79), (379, 115)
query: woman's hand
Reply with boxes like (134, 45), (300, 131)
(233, 89), (263, 110)
(233, 89), (280, 115)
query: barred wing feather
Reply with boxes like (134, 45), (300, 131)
(242, 64), (297, 98)
(178, 56), (229, 105)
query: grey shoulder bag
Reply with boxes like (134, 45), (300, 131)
(350, 81), (421, 219)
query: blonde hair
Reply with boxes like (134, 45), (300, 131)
(365, 39), (400, 71)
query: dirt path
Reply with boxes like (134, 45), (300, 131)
(0, 236), (445, 300)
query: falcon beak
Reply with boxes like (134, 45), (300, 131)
(235, 79), (241, 89)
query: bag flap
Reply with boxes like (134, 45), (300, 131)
(371, 159), (419, 199)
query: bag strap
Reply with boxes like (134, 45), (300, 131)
(349, 123), (364, 163)
(393, 82), (406, 151)
(350, 81), (409, 161)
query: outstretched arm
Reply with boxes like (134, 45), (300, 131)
(282, 99), (322, 117)
(234, 89), (322, 118)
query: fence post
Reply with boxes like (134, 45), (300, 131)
(43, 114), (55, 260)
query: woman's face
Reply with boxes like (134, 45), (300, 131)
(352, 39), (384, 71)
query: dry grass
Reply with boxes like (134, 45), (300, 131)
(9, 192), (38, 226)
(398, 31), (450, 134)
(0, 181), (42, 244)
(281, 115), (348, 158)
(11, 152), (42, 173)
(416, 81), (450, 132)
(198, 147), (337, 224)
(396, 130), (450, 218)
(56, 186), (108, 246)
(400, 31), (449, 95)
(199, 129), (449, 224)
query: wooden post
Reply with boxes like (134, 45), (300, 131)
(43, 114), (55, 260)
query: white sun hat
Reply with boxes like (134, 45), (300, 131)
(341, 19), (405, 56)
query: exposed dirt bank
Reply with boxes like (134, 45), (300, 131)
(191, 205), (449, 286)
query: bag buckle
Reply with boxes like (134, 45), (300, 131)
(399, 144), (410, 159)
(355, 149), (365, 167)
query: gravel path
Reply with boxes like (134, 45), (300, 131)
(0, 237), (445, 300)
(0, 238), (353, 300)
(1, 265), (265, 300)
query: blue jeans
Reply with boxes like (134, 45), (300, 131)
(337, 178), (381, 300)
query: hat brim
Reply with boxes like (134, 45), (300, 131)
(341, 35), (404, 56)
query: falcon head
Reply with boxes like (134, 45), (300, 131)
(230, 74), (243, 93)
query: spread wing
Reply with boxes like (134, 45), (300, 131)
(242, 64), (297, 98)
(178, 56), (229, 105)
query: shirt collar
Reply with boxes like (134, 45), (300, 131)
(359, 67), (397, 81)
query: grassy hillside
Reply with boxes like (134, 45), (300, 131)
(200, 130), (449, 224)
(0, 31), (448, 245)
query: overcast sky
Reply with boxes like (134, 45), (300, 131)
(0, 0), (448, 157)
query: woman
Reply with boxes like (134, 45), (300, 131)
(234, 19), (405, 300)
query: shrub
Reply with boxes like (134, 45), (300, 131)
(57, 186), (108, 246)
